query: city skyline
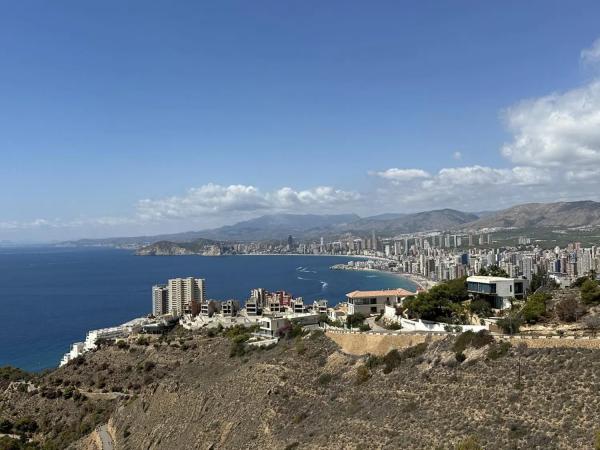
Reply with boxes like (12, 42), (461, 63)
(3, 2), (600, 241)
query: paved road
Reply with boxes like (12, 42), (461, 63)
(366, 317), (391, 332)
(97, 425), (114, 450)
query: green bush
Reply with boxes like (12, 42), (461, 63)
(469, 299), (492, 318)
(555, 295), (585, 322)
(0, 419), (12, 433)
(487, 341), (512, 360)
(346, 313), (367, 328)
(403, 277), (469, 323)
(0, 366), (31, 382)
(581, 279), (600, 305)
(496, 314), (523, 334)
(520, 292), (550, 323)
(317, 373), (332, 386)
(13, 417), (37, 434)
(455, 436), (482, 450)
(455, 352), (466, 363)
(453, 330), (493, 354)
(355, 365), (370, 385)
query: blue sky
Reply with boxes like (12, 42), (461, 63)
(2, 1), (600, 241)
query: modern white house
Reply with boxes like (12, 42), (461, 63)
(345, 288), (416, 316)
(466, 275), (528, 309)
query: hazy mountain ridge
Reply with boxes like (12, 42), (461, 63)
(61, 201), (600, 248)
(466, 201), (600, 229)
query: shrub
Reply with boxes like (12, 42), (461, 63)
(455, 352), (466, 363)
(317, 373), (332, 386)
(355, 365), (370, 385)
(0, 436), (22, 450)
(14, 417), (37, 434)
(382, 350), (402, 374)
(116, 340), (128, 349)
(453, 330), (493, 354)
(555, 294), (585, 322)
(487, 341), (512, 360)
(581, 279), (600, 305)
(358, 323), (371, 332)
(143, 361), (156, 372)
(520, 292), (550, 323)
(456, 436), (482, 450)
(135, 336), (149, 346)
(295, 340), (306, 355)
(496, 315), (523, 334)
(229, 341), (246, 358)
(0, 419), (12, 434)
(584, 315), (600, 336)
(384, 322), (402, 330)
(346, 313), (367, 328)
(469, 299), (492, 318)
(0, 366), (31, 382)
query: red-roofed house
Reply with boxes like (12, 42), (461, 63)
(346, 288), (416, 316)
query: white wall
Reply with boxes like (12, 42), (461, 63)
(400, 318), (488, 333)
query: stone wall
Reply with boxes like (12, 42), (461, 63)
(326, 330), (600, 355)
(325, 331), (445, 356)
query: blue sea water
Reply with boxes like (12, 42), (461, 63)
(0, 247), (415, 371)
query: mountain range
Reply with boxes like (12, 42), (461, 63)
(61, 200), (600, 247)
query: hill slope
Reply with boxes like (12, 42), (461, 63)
(2, 330), (600, 449)
(467, 200), (600, 229)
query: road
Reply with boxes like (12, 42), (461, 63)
(97, 425), (115, 450)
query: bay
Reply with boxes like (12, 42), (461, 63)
(0, 247), (415, 371)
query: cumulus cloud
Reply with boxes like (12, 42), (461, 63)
(370, 168), (431, 184)
(501, 80), (600, 168)
(581, 38), (600, 67)
(136, 183), (361, 220)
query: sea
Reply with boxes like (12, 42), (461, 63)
(0, 247), (416, 372)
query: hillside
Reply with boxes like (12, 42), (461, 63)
(466, 201), (600, 229)
(2, 329), (600, 449)
(343, 209), (478, 235)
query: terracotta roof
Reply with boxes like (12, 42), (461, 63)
(346, 288), (416, 299)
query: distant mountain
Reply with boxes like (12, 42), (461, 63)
(466, 201), (600, 229)
(342, 209), (479, 235)
(197, 213), (360, 241)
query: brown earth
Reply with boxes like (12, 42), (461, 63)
(2, 328), (600, 449)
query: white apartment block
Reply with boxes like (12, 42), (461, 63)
(168, 277), (206, 316)
(152, 284), (169, 316)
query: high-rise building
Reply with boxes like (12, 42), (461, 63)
(152, 285), (169, 316)
(372, 230), (378, 251)
(287, 235), (294, 251)
(168, 277), (206, 316)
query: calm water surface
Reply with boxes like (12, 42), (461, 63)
(0, 247), (415, 371)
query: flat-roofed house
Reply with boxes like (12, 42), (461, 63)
(466, 276), (528, 309)
(346, 288), (416, 316)
(221, 299), (240, 317)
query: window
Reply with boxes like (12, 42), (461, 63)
(370, 306), (377, 313)
(370, 298), (377, 305)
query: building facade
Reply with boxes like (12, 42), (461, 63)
(152, 284), (169, 316)
(168, 277), (206, 316)
(346, 288), (416, 316)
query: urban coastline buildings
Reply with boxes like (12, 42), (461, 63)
(167, 277), (206, 316)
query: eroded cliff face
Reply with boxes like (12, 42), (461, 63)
(4, 329), (600, 450)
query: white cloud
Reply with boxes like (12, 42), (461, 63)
(581, 38), (600, 67)
(453, 151), (462, 160)
(501, 80), (600, 168)
(370, 168), (431, 184)
(136, 183), (361, 220)
(435, 165), (550, 186)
